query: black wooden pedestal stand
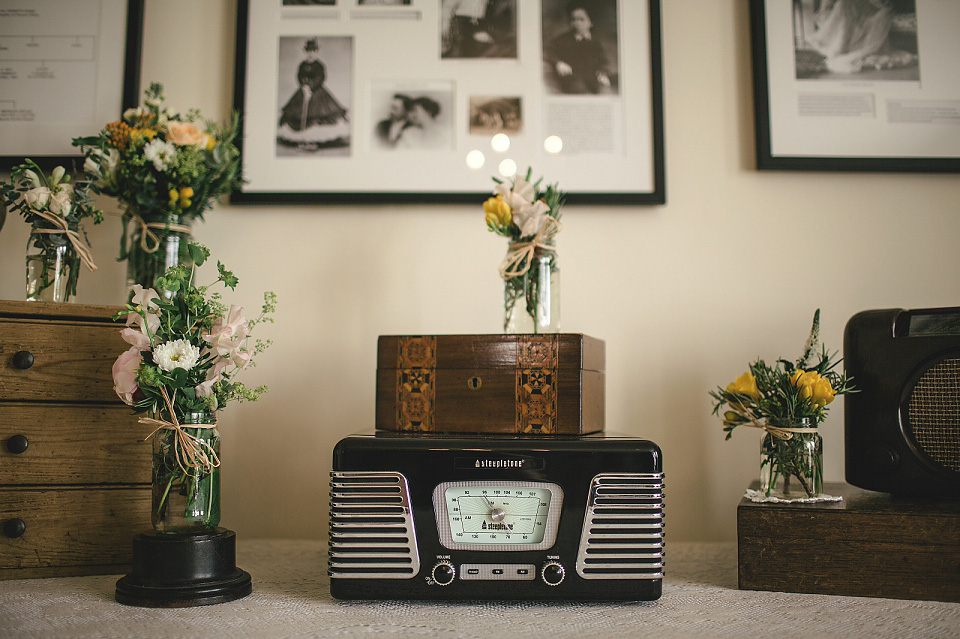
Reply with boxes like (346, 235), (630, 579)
(115, 527), (252, 607)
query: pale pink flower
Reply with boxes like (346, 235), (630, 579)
(512, 199), (550, 238)
(23, 187), (51, 210)
(195, 378), (217, 397)
(120, 327), (152, 350)
(112, 346), (142, 405)
(48, 185), (73, 216)
(131, 285), (160, 313)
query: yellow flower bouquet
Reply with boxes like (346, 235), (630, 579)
(709, 310), (856, 498)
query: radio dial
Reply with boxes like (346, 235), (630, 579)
(541, 561), (565, 586)
(431, 561), (456, 586)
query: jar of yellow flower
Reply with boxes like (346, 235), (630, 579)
(710, 310), (857, 500)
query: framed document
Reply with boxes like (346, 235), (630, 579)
(232, 0), (665, 204)
(751, 0), (960, 172)
(0, 0), (144, 170)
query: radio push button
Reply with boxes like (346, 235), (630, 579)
(541, 561), (565, 586)
(431, 561), (456, 586)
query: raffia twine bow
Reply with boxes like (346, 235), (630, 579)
(498, 216), (562, 280)
(727, 400), (818, 440)
(125, 209), (192, 254)
(30, 210), (97, 272)
(140, 387), (220, 475)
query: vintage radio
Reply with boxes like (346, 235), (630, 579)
(844, 307), (960, 497)
(328, 432), (663, 601)
(375, 334), (604, 435)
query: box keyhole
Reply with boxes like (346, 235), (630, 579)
(467, 376), (483, 390)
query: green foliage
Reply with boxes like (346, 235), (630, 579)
(116, 243), (275, 421)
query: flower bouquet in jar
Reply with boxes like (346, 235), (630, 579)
(0, 159), (102, 302)
(111, 244), (275, 532)
(73, 82), (242, 297)
(709, 310), (856, 499)
(484, 167), (564, 333)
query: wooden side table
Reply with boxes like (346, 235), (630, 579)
(0, 300), (153, 579)
(738, 480), (960, 602)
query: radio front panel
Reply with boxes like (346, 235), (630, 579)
(329, 433), (663, 601)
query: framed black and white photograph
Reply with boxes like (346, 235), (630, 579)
(751, 0), (960, 172)
(233, 0), (664, 204)
(0, 0), (143, 170)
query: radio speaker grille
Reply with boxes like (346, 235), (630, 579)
(328, 471), (421, 579)
(576, 473), (664, 580)
(907, 358), (960, 474)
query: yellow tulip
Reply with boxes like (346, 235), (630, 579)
(168, 189), (179, 203)
(482, 195), (512, 227)
(726, 372), (759, 399)
(179, 187), (194, 207)
(810, 377), (836, 407)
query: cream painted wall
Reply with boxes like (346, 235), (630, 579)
(1, 1), (958, 541)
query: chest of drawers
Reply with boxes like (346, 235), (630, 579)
(0, 300), (153, 579)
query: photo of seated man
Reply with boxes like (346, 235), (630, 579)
(542, 0), (620, 95)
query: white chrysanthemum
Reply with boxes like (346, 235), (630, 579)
(154, 339), (201, 372)
(143, 138), (177, 172)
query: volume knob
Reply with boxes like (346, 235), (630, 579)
(431, 561), (456, 586)
(541, 561), (565, 586)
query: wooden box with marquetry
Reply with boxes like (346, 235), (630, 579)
(0, 300), (152, 579)
(375, 334), (604, 435)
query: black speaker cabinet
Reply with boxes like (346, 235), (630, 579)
(844, 307), (960, 498)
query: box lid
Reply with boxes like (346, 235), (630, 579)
(377, 334), (604, 372)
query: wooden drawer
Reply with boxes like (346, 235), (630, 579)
(0, 486), (150, 579)
(0, 403), (152, 485)
(0, 318), (125, 403)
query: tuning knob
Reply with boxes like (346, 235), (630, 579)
(431, 561), (456, 586)
(12, 350), (34, 370)
(541, 561), (565, 586)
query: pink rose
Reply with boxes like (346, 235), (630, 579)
(166, 120), (206, 146)
(112, 346), (143, 405)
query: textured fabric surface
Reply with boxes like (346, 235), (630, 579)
(1, 540), (958, 638)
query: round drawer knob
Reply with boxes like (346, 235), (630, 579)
(3, 518), (26, 539)
(12, 350), (34, 370)
(6, 435), (29, 454)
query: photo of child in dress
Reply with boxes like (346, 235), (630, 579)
(370, 83), (454, 150)
(541, 0), (620, 95)
(276, 36), (352, 156)
(792, 0), (919, 80)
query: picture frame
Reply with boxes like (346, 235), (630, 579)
(0, 0), (144, 170)
(232, 0), (664, 204)
(750, 0), (960, 172)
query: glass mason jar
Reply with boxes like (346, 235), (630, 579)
(25, 234), (78, 302)
(503, 247), (560, 334)
(125, 212), (193, 299)
(760, 418), (823, 499)
(151, 410), (221, 533)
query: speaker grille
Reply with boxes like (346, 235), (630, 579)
(576, 473), (664, 580)
(907, 358), (960, 473)
(328, 471), (420, 579)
